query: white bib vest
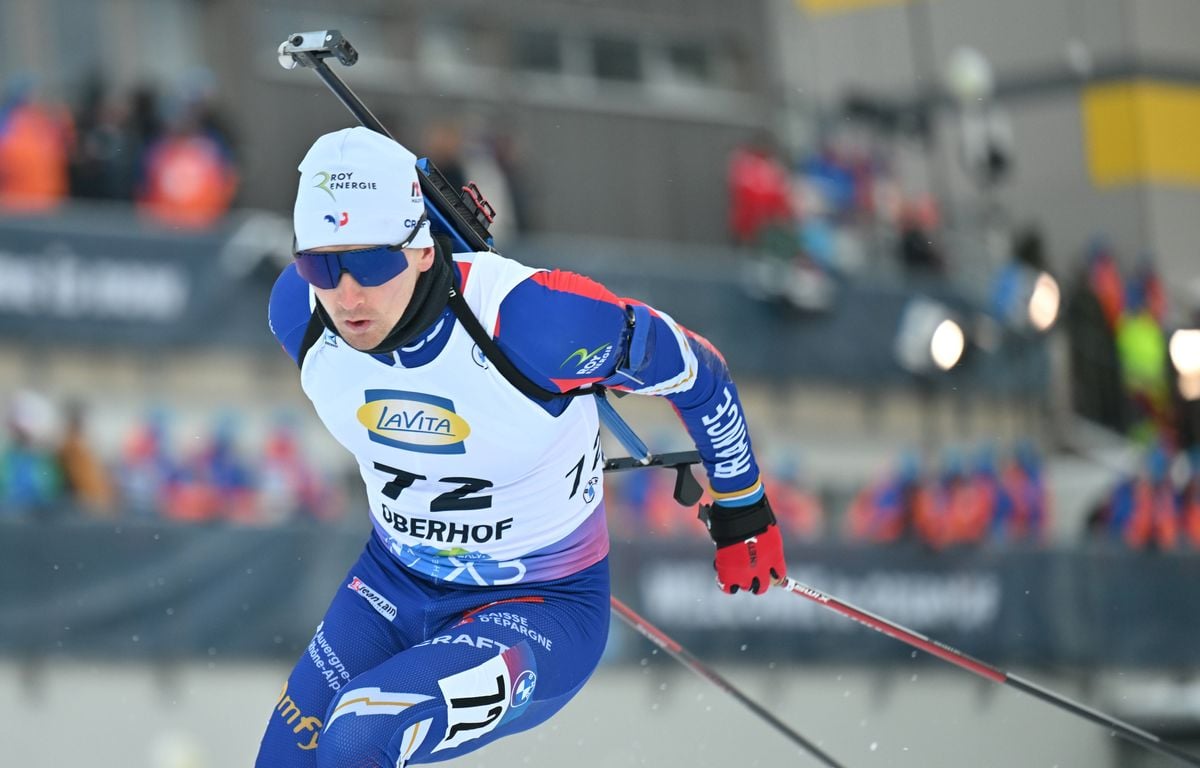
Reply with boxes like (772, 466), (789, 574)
(300, 251), (608, 586)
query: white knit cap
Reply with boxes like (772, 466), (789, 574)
(293, 126), (434, 251)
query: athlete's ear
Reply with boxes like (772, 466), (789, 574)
(413, 246), (436, 273)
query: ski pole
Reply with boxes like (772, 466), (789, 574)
(778, 576), (1200, 767)
(611, 595), (846, 767)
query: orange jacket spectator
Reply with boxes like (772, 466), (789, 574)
(1121, 479), (1179, 550)
(1086, 244), (1124, 330)
(1001, 461), (1049, 543)
(764, 472), (823, 541)
(58, 403), (117, 518)
(916, 477), (987, 549)
(914, 457), (994, 549)
(1106, 444), (1179, 550)
(1181, 477), (1200, 548)
(138, 130), (237, 229)
(846, 478), (924, 544)
(0, 96), (73, 212)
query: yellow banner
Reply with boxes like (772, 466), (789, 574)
(1084, 80), (1200, 186)
(796, 0), (907, 14)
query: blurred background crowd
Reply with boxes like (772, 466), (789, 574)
(3, 1), (1200, 766)
(5, 355), (1200, 554)
(5, 58), (1200, 553)
(0, 70), (238, 228)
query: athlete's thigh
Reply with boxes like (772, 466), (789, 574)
(255, 544), (418, 767)
(317, 560), (610, 766)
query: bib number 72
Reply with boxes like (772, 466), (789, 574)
(374, 461), (493, 511)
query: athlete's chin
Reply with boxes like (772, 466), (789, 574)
(336, 320), (386, 350)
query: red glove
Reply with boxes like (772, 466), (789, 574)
(701, 496), (787, 595)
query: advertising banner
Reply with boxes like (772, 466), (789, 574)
(3, 521), (1198, 667)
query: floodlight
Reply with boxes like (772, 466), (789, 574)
(1027, 272), (1060, 332)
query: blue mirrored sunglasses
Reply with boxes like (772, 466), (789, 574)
(293, 213), (428, 289)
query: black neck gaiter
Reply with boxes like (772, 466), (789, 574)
(314, 244), (453, 355)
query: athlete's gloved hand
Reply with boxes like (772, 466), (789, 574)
(700, 495), (786, 595)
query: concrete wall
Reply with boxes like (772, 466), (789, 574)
(6, 0), (1197, 296)
(208, 0), (774, 245)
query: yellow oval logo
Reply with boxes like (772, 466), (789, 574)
(357, 398), (471, 453)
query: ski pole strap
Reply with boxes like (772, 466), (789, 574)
(699, 496), (776, 546)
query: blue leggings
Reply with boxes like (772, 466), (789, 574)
(256, 534), (610, 767)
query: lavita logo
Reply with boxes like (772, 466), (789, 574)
(357, 389), (471, 454)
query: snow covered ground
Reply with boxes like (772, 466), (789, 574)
(1, 658), (1123, 767)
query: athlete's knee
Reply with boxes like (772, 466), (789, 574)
(315, 685), (437, 768)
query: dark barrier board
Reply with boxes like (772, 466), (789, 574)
(3, 520), (1196, 667)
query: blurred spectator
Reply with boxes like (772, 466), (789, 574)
(1116, 271), (1172, 444)
(914, 448), (996, 549)
(797, 214), (840, 274)
(489, 126), (531, 233)
(1064, 241), (1129, 433)
(912, 451), (961, 549)
(1134, 257), (1168, 326)
(1181, 449), (1200, 548)
(988, 223), (1057, 332)
(729, 132), (835, 310)
(422, 117), (468, 193)
(57, 400), (117, 519)
(728, 130), (794, 248)
(1092, 441), (1179, 550)
(118, 409), (182, 520)
(1012, 224), (1048, 272)
(167, 414), (255, 524)
(845, 451), (925, 544)
(988, 261), (1025, 326)
(896, 196), (945, 277)
(1000, 440), (1050, 543)
(113, 409), (356, 525)
(849, 443), (1046, 549)
(968, 443), (1016, 542)
(616, 463), (704, 540)
(68, 80), (162, 203)
(257, 414), (340, 524)
(0, 391), (64, 520)
(178, 69), (236, 160)
(1064, 251), (1181, 446)
(420, 115), (523, 246)
(136, 74), (238, 230)
(128, 83), (164, 172)
(461, 120), (521, 245)
(0, 76), (74, 212)
(1086, 241), (1125, 329)
(69, 77), (139, 200)
(612, 461), (821, 542)
(797, 146), (859, 223)
(768, 477), (823, 541)
(764, 458), (824, 541)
